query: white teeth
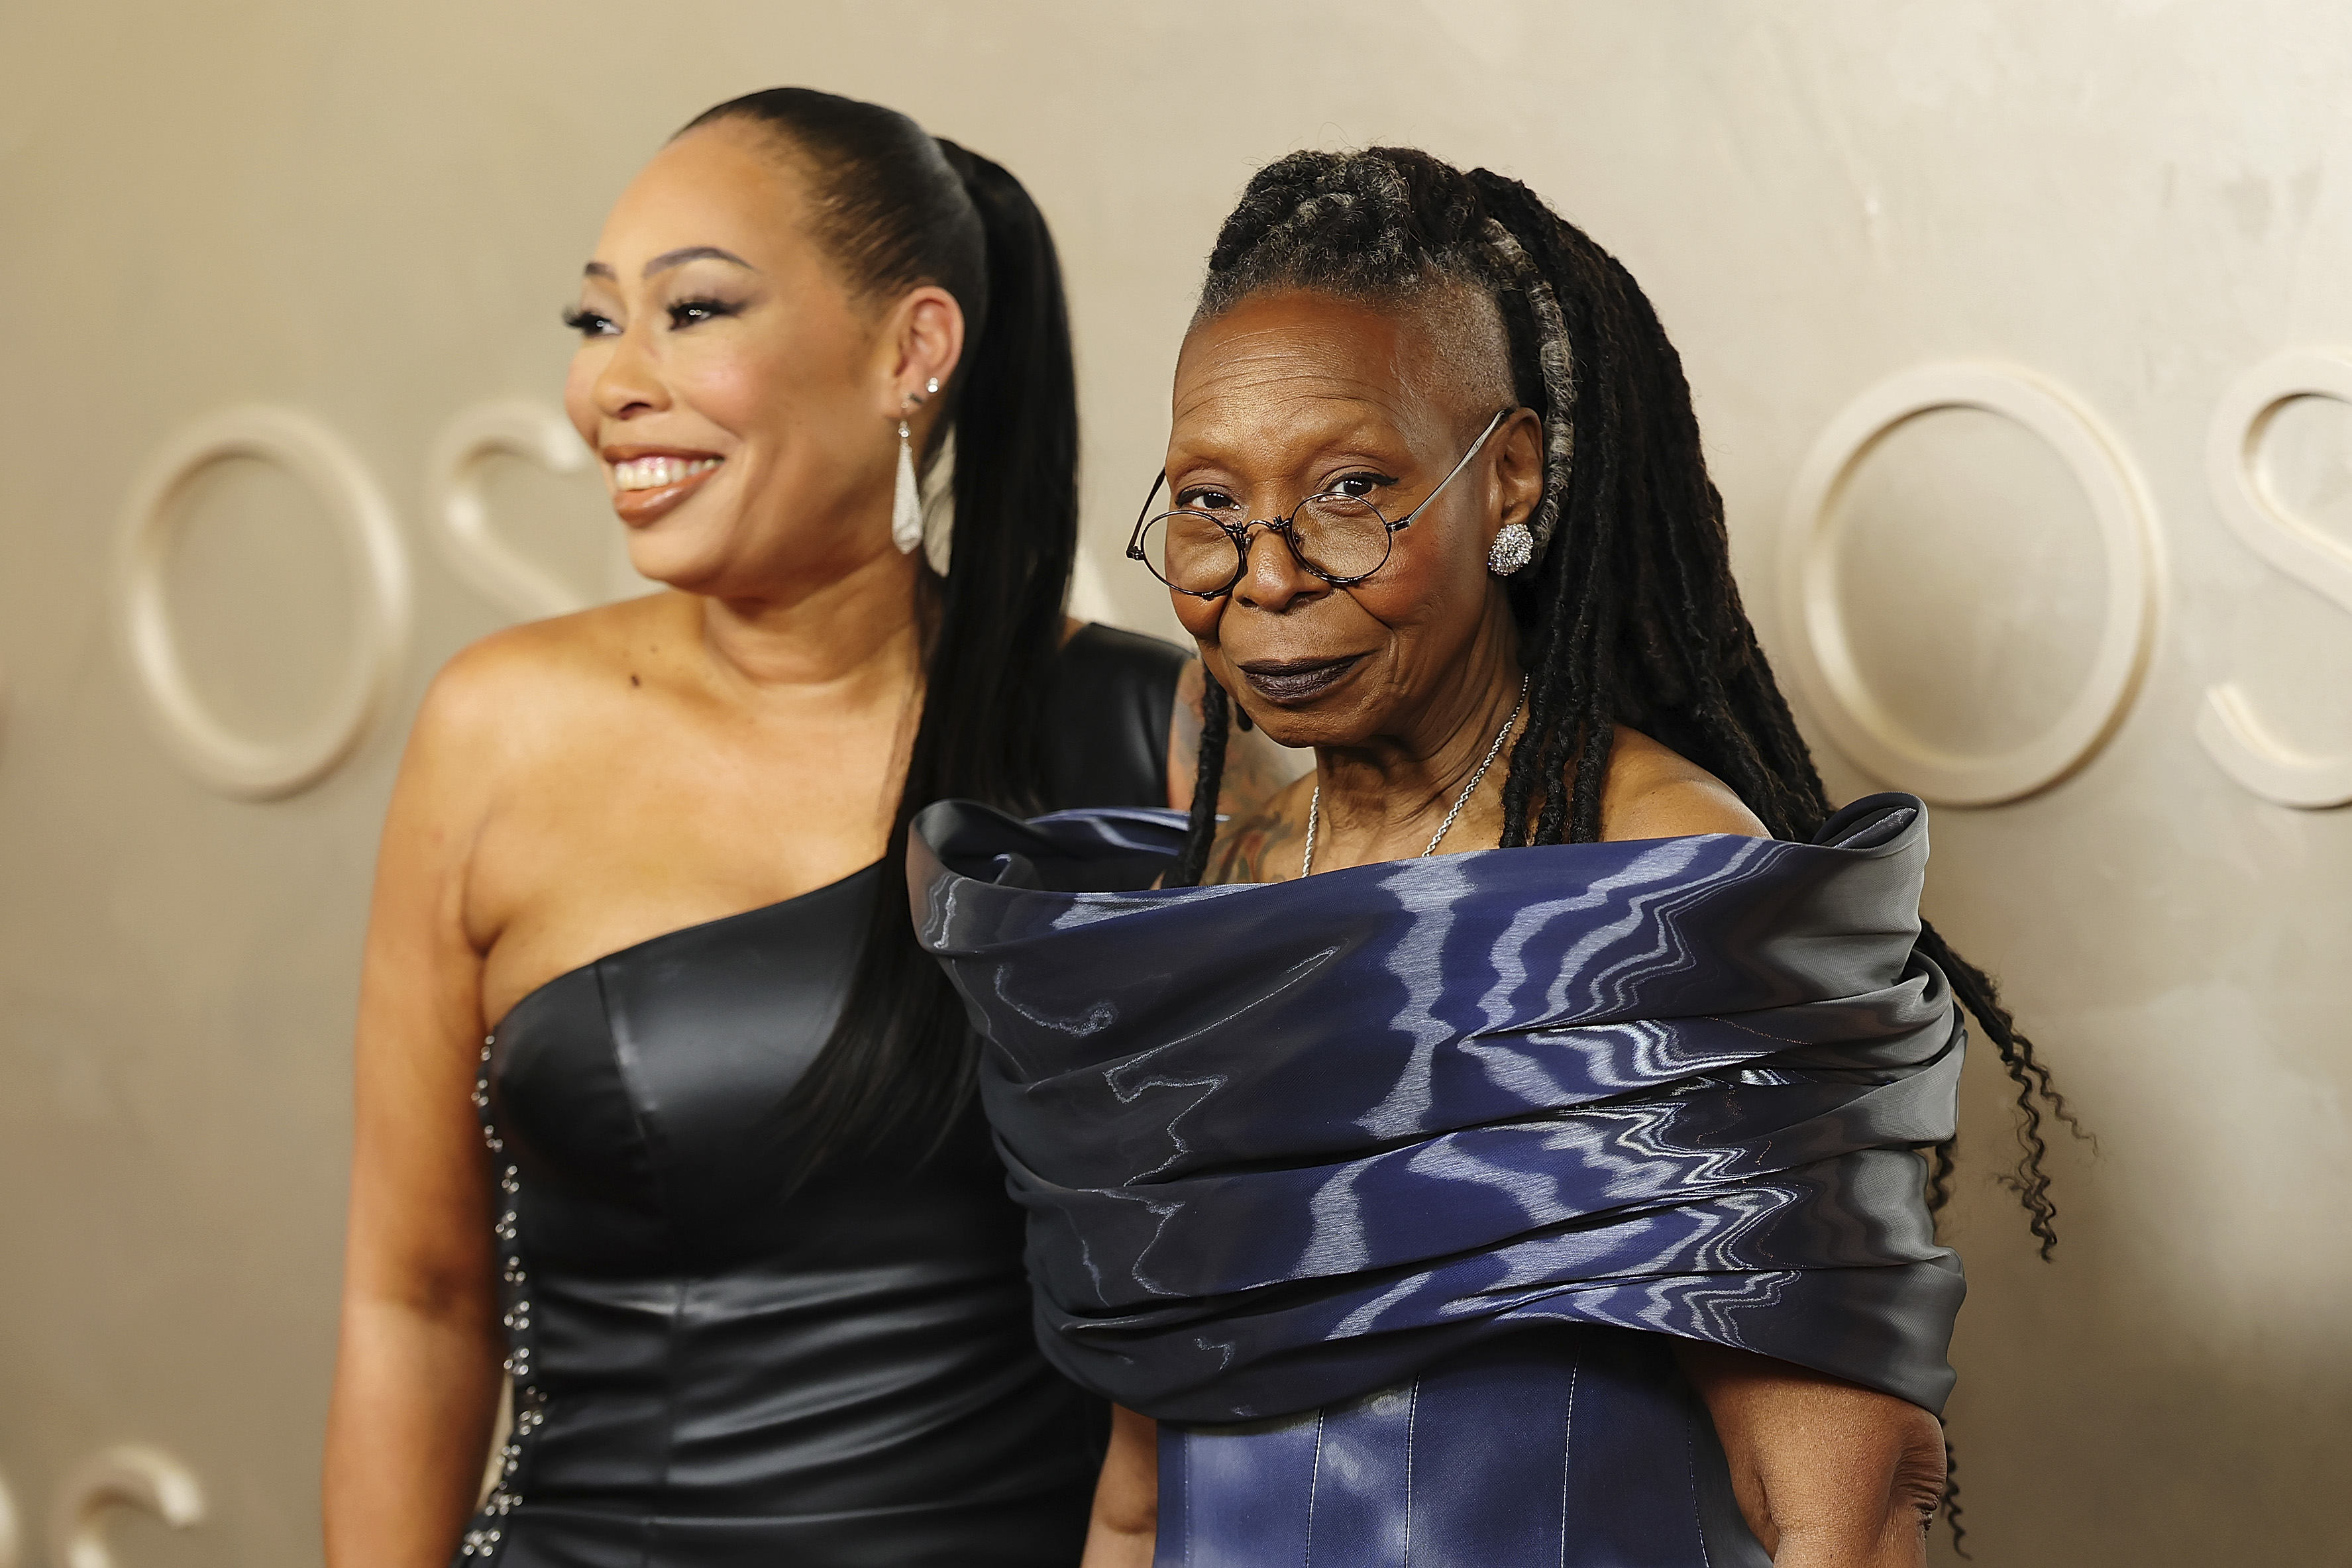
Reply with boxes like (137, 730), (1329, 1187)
(612, 456), (719, 492)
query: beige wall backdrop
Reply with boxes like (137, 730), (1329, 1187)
(5, 1), (2349, 1562)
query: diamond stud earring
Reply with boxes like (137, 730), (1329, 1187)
(1487, 522), (1534, 577)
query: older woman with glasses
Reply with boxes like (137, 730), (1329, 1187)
(910, 146), (2075, 1566)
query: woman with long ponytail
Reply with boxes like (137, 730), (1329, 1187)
(323, 89), (1279, 1567)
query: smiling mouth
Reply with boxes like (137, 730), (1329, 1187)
(1237, 655), (1363, 706)
(604, 452), (723, 526)
(614, 454), (720, 490)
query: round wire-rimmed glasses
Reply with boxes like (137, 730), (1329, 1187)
(1127, 407), (1513, 599)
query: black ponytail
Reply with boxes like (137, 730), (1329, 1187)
(680, 89), (1077, 1188)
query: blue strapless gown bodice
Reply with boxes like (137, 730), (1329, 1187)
(1159, 1332), (1765, 1567)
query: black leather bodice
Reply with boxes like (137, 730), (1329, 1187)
(458, 625), (1186, 1567)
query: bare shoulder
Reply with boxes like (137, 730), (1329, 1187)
(1205, 772), (1314, 884)
(408, 593), (682, 773)
(1599, 727), (1770, 843)
(377, 594), (691, 958)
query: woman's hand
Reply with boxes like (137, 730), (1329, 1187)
(1676, 1343), (1947, 1566)
(1081, 1404), (1158, 1568)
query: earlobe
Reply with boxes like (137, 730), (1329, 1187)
(1485, 410), (1546, 576)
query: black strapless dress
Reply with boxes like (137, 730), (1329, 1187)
(455, 626), (1187, 1567)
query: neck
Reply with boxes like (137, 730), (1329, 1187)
(691, 541), (930, 706)
(1309, 617), (1526, 870)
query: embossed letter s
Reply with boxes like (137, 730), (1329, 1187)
(2198, 350), (2352, 808)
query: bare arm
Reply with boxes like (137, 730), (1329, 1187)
(1081, 1405), (1158, 1568)
(323, 657), (510, 1567)
(1677, 1344), (1945, 1565)
(1617, 736), (1942, 1561)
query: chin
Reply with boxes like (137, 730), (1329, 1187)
(625, 543), (724, 597)
(621, 527), (731, 596)
(1234, 701), (1355, 754)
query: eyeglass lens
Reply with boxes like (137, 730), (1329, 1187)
(1137, 496), (1391, 594)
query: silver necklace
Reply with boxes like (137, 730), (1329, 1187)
(1300, 674), (1528, 878)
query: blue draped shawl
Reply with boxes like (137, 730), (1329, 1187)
(908, 794), (1965, 1424)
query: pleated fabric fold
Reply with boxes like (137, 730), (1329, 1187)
(908, 794), (1965, 1424)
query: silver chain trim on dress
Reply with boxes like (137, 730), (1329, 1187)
(458, 1032), (545, 1561)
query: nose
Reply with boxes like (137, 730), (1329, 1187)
(592, 319), (669, 423)
(1230, 521), (1328, 615)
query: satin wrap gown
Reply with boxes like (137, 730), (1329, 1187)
(456, 625), (1186, 1568)
(909, 797), (1968, 1568)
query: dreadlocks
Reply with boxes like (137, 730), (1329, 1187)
(1172, 149), (2085, 1286)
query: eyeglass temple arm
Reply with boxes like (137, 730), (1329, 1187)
(1393, 407), (1515, 531)
(1128, 472), (1170, 556)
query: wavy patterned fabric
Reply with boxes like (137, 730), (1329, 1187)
(908, 794), (1966, 1433)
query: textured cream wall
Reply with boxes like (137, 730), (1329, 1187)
(3, 2), (2347, 1563)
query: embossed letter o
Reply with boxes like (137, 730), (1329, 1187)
(115, 406), (411, 800)
(1778, 364), (2163, 807)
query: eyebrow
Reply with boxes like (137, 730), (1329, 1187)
(580, 246), (759, 281)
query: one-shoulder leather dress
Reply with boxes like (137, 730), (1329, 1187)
(454, 625), (1187, 1568)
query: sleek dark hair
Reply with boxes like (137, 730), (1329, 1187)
(678, 89), (1077, 1186)
(1169, 150), (2086, 1543)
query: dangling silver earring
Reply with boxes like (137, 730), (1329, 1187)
(890, 380), (943, 555)
(892, 417), (923, 553)
(1488, 521), (1534, 576)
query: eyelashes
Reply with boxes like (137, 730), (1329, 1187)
(559, 297), (744, 338)
(665, 297), (741, 327)
(561, 305), (614, 337)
